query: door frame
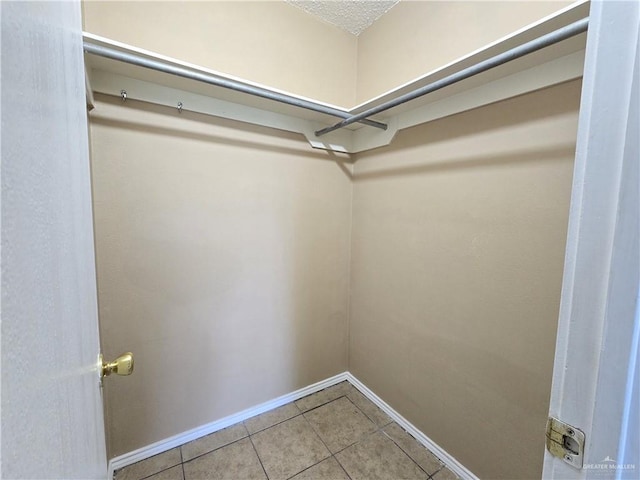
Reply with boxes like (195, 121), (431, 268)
(543, 0), (639, 478)
(0, 0), (108, 477)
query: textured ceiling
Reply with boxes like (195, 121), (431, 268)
(285, 0), (400, 36)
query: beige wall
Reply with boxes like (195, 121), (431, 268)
(89, 95), (352, 457)
(349, 80), (581, 479)
(86, 1), (581, 475)
(83, 1), (573, 107)
(83, 1), (357, 106)
(356, 1), (573, 103)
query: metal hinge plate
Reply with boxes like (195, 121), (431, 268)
(546, 417), (585, 469)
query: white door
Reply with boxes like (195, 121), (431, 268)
(543, 1), (639, 479)
(1, 1), (107, 478)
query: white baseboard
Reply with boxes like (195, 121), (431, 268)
(108, 371), (477, 480)
(345, 373), (479, 480)
(107, 371), (348, 478)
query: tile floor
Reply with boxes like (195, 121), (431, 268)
(115, 381), (459, 480)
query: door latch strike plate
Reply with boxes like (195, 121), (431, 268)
(546, 417), (585, 469)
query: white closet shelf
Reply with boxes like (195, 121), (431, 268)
(84, 0), (588, 154)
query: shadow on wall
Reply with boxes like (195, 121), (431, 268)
(89, 93), (351, 458)
(348, 80), (582, 479)
(353, 145), (576, 181)
(91, 93), (352, 166)
(353, 79), (583, 180)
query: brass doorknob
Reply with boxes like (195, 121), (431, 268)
(101, 352), (134, 378)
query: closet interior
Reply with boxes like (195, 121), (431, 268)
(83, 1), (589, 479)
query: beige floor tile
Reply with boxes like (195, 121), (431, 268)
(290, 457), (350, 480)
(251, 415), (331, 480)
(183, 437), (266, 480)
(336, 431), (429, 480)
(181, 423), (248, 462)
(146, 465), (185, 480)
(295, 382), (352, 412)
(346, 388), (392, 427)
(304, 397), (377, 453)
(382, 423), (443, 475)
(432, 466), (459, 480)
(244, 403), (301, 434)
(115, 448), (182, 480)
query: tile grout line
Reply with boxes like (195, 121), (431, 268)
(251, 384), (404, 476)
(127, 380), (450, 480)
(250, 385), (356, 479)
(175, 387), (345, 470)
(291, 411), (336, 479)
(133, 456), (184, 480)
(177, 423), (424, 480)
(246, 407), (305, 436)
(245, 386), (355, 436)
(179, 444), (186, 480)
(381, 419), (450, 477)
(247, 431), (271, 480)
(280, 454), (353, 480)
(276, 412), (357, 480)
(329, 424), (382, 457)
(299, 409), (334, 458)
(297, 397), (395, 475)
(306, 392), (369, 480)
(328, 426), (435, 480)
(333, 454), (354, 480)
(179, 431), (250, 465)
(298, 394), (349, 415)
(342, 390), (393, 429)
(109, 373), (349, 477)
(380, 426), (442, 479)
(321, 393), (448, 479)
(344, 380), (455, 479)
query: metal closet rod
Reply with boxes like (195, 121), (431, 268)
(315, 17), (589, 137)
(83, 42), (388, 131)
